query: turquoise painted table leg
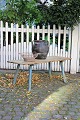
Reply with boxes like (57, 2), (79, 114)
(60, 61), (67, 83)
(28, 65), (33, 91)
(13, 64), (20, 84)
(48, 62), (52, 79)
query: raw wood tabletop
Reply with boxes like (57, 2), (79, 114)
(8, 56), (71, 65)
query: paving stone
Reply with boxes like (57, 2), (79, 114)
(4, 107), (13, 112)
(13, 116), (22, 120)
(59, 110), (66, 115)
(0, 110), (6, 115)
(68, 107), (78, 112)
(68, 101), (77, 105)
(40, 117), (48, 120)
(73, 105), (80, 109)
(51, 110), (58, 115)
(71, 116), (79, 120)
(52, 114), (63, 119)
(15, 111), (24, 117)
(0, 115), (2, 119)
(14, 107), (21, 111)
(61, 107), (68, 111)
(21, 106), (28, 112)
(68, 111), (76, 116)
(0, 105), (4, 109)
(7, 111), (15, 116)
(2, 115), (12, 120)
(63, 116), (72, 119)
(76, 112), (80, 116)
(63, 104), (72, 108)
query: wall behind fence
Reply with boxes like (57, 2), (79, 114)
(0, 21), (71, 72)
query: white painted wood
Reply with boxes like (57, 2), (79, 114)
(63, 26), (66, 57)
(76, 23), (80, 72)
(16, 24), (19, 60)
(48, 25), (50, 45)
(37, 25), (39, 40)
(52, 25), (56, 56)
(3, 46), (6, 68)
(8, 44), (11, 69)
(36, 26), (40, 69)
(11, 23), (14, 68)
(21, 24), (24, 53)
(59, 49), (63, 71)
(24, 42), (27, 53)
(26, 25), (30, 53)
(67, 28), (71, 72)
(58, 26), (61, 56)
(51, 25), (56, 71)
(5, 22), (8, 68)
(70, 26), (79, 74)
(0, 21), (72, 72)
(13, 43), (16, 68)
(31, 26), (36, 69)
(32, 25), (34, 41)
(0, 21), (4, 68)
(57, 26), (61, 71)
(78, 24), (80, 72)
(41, 25), (46, 70)
(42, 25), (45, 40)
(54, 47), (58, 71)
(65, 51), (68, 71)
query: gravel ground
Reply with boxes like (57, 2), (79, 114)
(0, 70), (80, 120)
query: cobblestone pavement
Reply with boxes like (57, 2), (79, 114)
(0, 71), (80, 120)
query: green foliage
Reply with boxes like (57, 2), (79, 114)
(37, 0), (80, 28)
(0, 0), (80, 28)
(0, 0), (42, 26)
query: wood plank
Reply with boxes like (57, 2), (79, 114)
(7, 56), (71, 66)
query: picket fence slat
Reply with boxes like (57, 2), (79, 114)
(67, 28), (71, 72)
(52, 25), (56, 56)
(57, 26), (61, 71)
(3, 47), (6, 68)
(1, 21), (4, 68)
(42, 25), (45, 40)
(63, 26), (66, 57)
(11, 23), (14, 62)
(16, 24), (19, 60)
(48, 25), (50, 44)
(8, 45), (10, 69)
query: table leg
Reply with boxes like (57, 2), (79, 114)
(60, 61), (67, 83)
(28, 65), (33, 91)
(13, 64), (20, 84)
(48, 62), (52, 80)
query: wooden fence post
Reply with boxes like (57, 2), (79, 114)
(70, 26), (79, 74)
(0, 21), (1, 48)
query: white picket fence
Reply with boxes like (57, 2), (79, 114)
(0, 20), (77, 72)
